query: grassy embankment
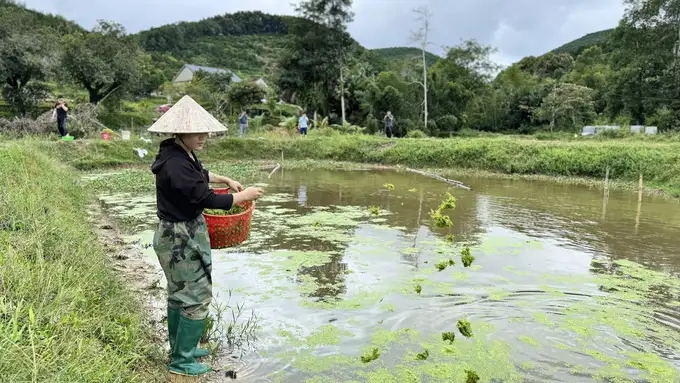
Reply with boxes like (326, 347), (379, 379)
(0, 146), (165, 382)
(26, 134), (680, 197)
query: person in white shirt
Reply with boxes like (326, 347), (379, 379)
(299, 112), (309, 136)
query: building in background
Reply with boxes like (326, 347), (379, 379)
(172, 64), (242, 84)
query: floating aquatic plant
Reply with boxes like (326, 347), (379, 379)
(435, 260), (449, 272)
(445, 234), (455, 243)
(414, 284), (422, 295)
(441, 332), (456, 344)
(429, 193), (456, 228)
(465, 370), (480, 383)
(430, 209), (453, 228)
(416, 349), (429, 360)
(383, 183), (395, 191)
(312, 221), (321, 228)
(435, 258), (456, 271)
(368, 206), (380, 216)
(461, 247), (475, 267)
(360, 347), (380, 363)
(439, 193), (456, 210)
(457, 319), (473, 338)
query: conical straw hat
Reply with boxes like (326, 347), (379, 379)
(148, 95), (227, 134)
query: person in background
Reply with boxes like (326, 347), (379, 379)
(149, 109), (263, 377)
(383, 111), (394, 138)
(239, 109), (248, 138)
(299, 112), (309, 136)
(52, 99), (69, 137)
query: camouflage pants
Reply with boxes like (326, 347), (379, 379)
(153, 215), (212, 320)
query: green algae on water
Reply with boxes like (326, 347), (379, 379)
(360, 347), (380, 363)
(518, 335), (540, 347)
(383, 183), (395, 191)
(414, 284), (422, 295)
(457, 320), (473, 338)
(445, 234), (455, 243)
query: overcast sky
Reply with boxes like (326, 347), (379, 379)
(24, 0), (625, 66)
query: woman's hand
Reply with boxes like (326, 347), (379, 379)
(226, 179), (243, 192)
(233, 187), (264, 204)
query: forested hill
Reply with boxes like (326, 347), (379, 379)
(552, 29), (614, 56)
(0, 0), (83, 36)
(136, 11), (440, 76)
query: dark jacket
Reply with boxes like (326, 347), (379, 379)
(151, 138), (233, 222)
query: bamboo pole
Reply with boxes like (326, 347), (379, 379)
(403, 167), (472, 191)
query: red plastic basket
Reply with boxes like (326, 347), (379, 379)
(202, 188), (255, 249)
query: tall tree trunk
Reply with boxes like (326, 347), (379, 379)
(340, 67), (346, 127)
(422, 47), (428, 131)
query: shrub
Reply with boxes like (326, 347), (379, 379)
(0, 116), (53, 136)
(406, 129), (428, 138)
(436, 115), (460, 133)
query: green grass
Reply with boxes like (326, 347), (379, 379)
(0, 145), (164, 382)
(18, 134), (680, 197)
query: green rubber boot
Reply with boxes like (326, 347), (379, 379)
(169, 315), (212, 376)
(167, 307), (210, 358)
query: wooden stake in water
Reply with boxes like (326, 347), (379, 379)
(635, 173), (643, 232)
(638, 173), (643, 203)
(604, 167), (610, 191)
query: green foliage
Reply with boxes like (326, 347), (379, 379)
(360, 347), (380, 363)
(465, 370), (481, 383)
(0, 33), (51, 116)
(226, 81), (266, 109)
(62, 21), (148, 104)
(405, 129), (427, 138)
(371, 47), (440, 71)
(193, 69), (233, 92)
(415, 349), (429, 360)
(534, 82), (596, 132)
(552, 29), (613, 56)
(441, 331), (456, 344)
(457, 320), (473, 338)
(0, 145), (164, 382)
(461, 248), (475, 268)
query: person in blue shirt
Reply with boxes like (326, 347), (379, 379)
(239, 109), (248, 138)
(299, 112), (309, 136)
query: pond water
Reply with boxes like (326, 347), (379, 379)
(97, 168), (680, 383)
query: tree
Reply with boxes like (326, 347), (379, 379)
(410, 6), (432, 131)
(192, 69), (233, 92)
(428, 40), (497, 126)
(62, 21), (145, 104)
(0, 33), (50, 116)
(277, 1), (354, 120)
(534, 82), (595, 132)
(226, 81), (266, 110)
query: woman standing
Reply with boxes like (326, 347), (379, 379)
(52, 99), (69, 137)
(148, 96), (263, 377)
